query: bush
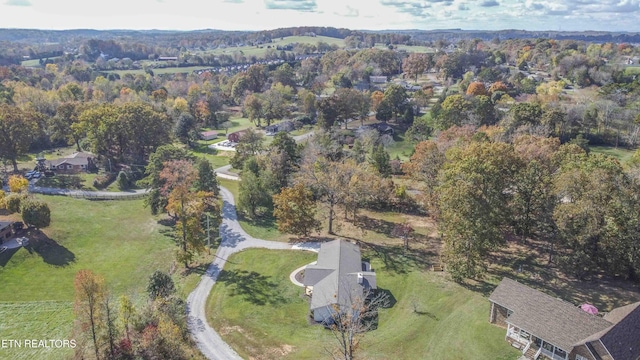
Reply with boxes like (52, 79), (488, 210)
(147, 270), (176, 299)
(21, 198), (51, 229)
(116, 171), (130, 190)
(93, 172), (117, 189)
(8, 175), (29, 193)
(6, 193), (26, 214)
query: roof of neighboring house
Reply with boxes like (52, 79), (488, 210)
(201, 130), (218, 137)
(46, 151), (94, 167)
(489, 278), (613, 351)
(579, 302), (640, 359)
(0, 221), (13, 231)
(303, 240), (376, 312)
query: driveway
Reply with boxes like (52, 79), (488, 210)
(186, 186), (317, 360)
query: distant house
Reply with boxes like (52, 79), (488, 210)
(157, 56), (178, 61)
(265, 121), (295, 136)
(355, 123), (394, 136)
(200, 130), (218, 141)
(227, 130), (247, 143)
(489, 278), (640, 360)
(303, 239), (377, 324)
(45, 151), (95, 174)
(369, 76), (388, 84)
(0, 221), (14, 242)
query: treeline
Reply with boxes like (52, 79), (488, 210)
(73, 269), (204, 360)
(402, 126), (640, 282)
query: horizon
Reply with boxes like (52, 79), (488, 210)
(1, 0), (640, 33)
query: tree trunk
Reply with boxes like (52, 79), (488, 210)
(11, 157), (18, 173)
(328, 202), (335, 234)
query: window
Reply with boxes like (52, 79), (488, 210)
(576, 355), (588, 360)
(554, 347), (567, 359)
(67, 165), (72, 169)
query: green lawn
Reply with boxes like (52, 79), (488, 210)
(590, 145), (636, 164)
(0, 301), (74, 360)
(206, 249), (519, 360)
(0, 196), (204, 359)
(624, 66), (640, 75)
(218, 178), (286, 241)
(386, 128), (416, 161)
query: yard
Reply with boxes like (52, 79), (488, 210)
(590, 145), (636, 165)
(206, 249), (520, 360)
(0, 196), (204, 359)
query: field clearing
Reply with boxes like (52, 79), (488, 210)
(590, 145), (636, 164)
(0, 301), (74, 360)
(200, 35), (345, 57)
(206, 249), (519, 360)
(624, 65), (640, 75)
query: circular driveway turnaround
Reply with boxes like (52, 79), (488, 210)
(186, 186), (318, 360)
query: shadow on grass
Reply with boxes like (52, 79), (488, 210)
(184, 262), (209, 277)
(37, 175), (85, 190)
(217, 269), (287, 306)
(24, 230), (75, 267)
(0, 247), (20, 267)
(356, 240), (435, 274)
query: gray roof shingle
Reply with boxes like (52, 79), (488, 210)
(304, 240), (376, 311)
(489, 278), (613, 351)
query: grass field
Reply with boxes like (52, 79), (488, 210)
(590, 145), (636, 164)
(200, 35), (345, 58)
(0, 196), (204, 359)
(624, 66), (640, 75)
(0, 301), (74, 359)
(206, 249), (519, 360)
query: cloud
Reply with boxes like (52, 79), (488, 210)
(264, 0), (317, 12)
(479, 0), (499, 7)
(458, 3), (469, 10)
(5, 0), (31, 6)
(223, 0), (244, 2)
(334, 5), (359, 17)
(380, 0), (452, 17)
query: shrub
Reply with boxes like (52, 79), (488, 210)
(21, 198), (51, 229)
(93, 172), (117, 189)
(8, 175), (29, 193)
(6, 193), (26, 213)
(147, 271), (176, 299)
(116, 171), (130, 190)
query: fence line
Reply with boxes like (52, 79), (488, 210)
(29, 188), (149, 200)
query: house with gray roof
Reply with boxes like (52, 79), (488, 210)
(45, 151), (95, 174)
(303, 240), (376, 324)
(489, 278), (640, 360)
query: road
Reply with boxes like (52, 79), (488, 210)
(186, 186), (318, 360)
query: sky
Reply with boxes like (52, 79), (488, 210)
(1, 0), (639, 32)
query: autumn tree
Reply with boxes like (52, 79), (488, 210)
(0, 104), (39, 172)
(402, 52), (433, 82)
(142, 145), (191, 215)
(74, 270), (106, 360)
(465, 82), (488, 96)
(161, 160), (211, 268)
(438, 141), (521, 281)
(273, 183), (321, 237)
